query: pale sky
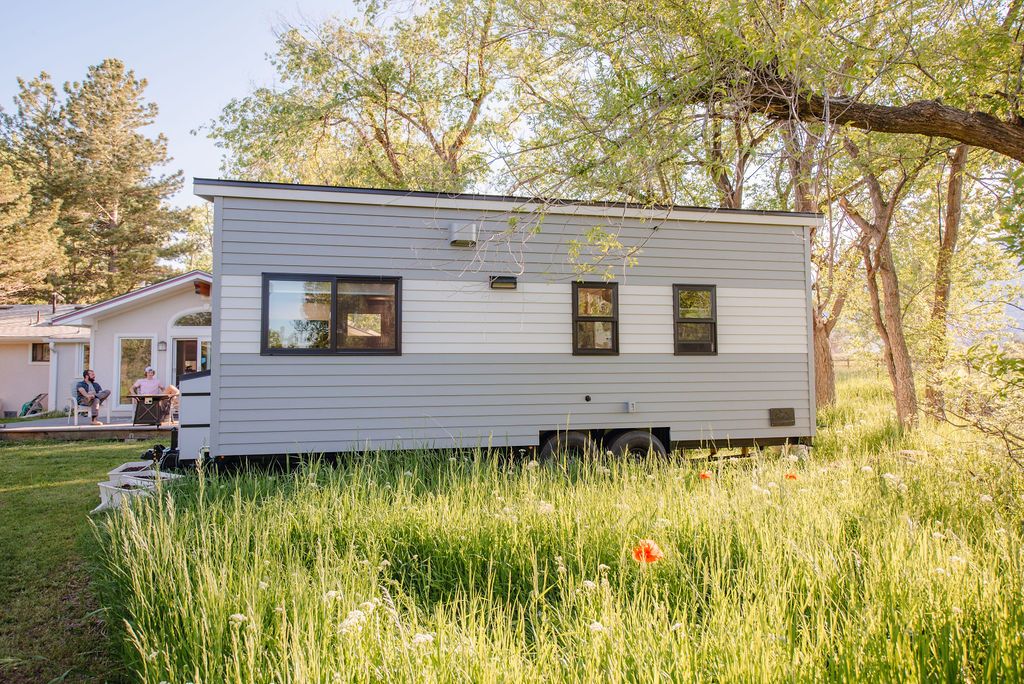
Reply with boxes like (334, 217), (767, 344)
(0, 0), (356, 208)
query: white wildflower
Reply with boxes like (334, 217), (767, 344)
(229, 613), (247, 625)
(932, 531), (946, 540)
(324, 590), (340, 601)
(839, 479), (850, 487)
(526, 460), (540, 470)
(766, 481), (778, 489)
(258, 581), (269, 590)
(882, 473), (900, 483)
(537, 501), (555, 515)
(788, 454), (800, 463)
(404, 471), (413, 478)
(670, 622), (686, 633)
(340, 609), (367, 634)
(606, 450), (615, 458)
(952, 606), (963, 615)
(378, 560), (390, 569)
(597, 466), (612, 475)
(860, 465), (873, 473)
(597, 564), (610, 573)
(949, 555), (966, 566)
(995, 528), (1007, 535)
(933, 567), (947, 576)
(647, 474), (656, 481)
(581, 580), (598, 591)
(979, 494), (993, 503)
(411, 632), (435, 646)
(589, 621), (606, 633)
(359, 601), (376, 614)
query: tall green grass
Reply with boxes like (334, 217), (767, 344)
(94, 374), (1024, 682)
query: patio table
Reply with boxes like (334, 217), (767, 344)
(129, 394), (170, 426)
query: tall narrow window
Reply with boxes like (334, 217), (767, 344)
(119, 337), (153, 404)
(572, 282), (618, 355)
(673, 284), (716, 355)
(262, 274), (401, 355)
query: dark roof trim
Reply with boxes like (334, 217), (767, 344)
(194, 177), (823, 220)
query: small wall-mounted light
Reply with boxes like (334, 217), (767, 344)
(449, 222), (478, 247)
(489, 275), (518, 290)
(157, 341), (168, 352)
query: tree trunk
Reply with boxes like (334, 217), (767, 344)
(872, 237), (921, 423)
(813, 319), (837, 407)
(925, 144), (968, 415)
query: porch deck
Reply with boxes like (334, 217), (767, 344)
(0, 415), (176, 442)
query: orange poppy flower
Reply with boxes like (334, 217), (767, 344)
(784, 472), (798, 481)
(632, 539), (664, 564)
(698, 471), (712, 480)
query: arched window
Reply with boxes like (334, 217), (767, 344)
(173, 311), (212, 327)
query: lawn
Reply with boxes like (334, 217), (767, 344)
(0, 440), (142, 683)
(89, 373), (1024, 682)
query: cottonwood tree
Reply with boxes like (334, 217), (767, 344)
(213, 0), (523, 191)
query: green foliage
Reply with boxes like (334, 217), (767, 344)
(212, 0), (525, 192)
(93, 374), (1024, 682)
(0, 60), (193, 303)
(0, 164), (63, 303)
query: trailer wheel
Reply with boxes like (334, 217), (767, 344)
(539, 431), (597, 461)
(608, 430), (667, 459)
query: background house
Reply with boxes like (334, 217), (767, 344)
(0, 304), (88, 416)
(0, 271), (212, 417)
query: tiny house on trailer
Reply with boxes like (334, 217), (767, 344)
(193, 178), (821, 460)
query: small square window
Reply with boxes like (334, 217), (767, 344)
(31, 342), (50, 363)
(572, 282), (618, 355)
(673, 285), (716, 355)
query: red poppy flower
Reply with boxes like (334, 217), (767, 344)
(698, 471), (712, 481)
(784, 472), (798, 481)
(632, 539), (664, 564)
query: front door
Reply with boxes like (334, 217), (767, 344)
(173, 338), (210, 384)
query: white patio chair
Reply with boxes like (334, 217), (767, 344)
(69, 383), (112, 425)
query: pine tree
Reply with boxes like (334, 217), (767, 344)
(0, 165), (63, 303)
(1, 60), (187, 302)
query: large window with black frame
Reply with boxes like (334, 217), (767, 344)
(673, 284), (717, 355)
(572, 282), (619, 355)
(262, 274), (401, 355)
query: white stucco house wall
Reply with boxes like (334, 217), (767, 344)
(0, 270), (212, 417)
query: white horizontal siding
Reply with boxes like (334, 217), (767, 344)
(218, 277), (806, 355)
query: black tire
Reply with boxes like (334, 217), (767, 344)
(538, 431), (597, 461)
(607, 430), (667, 459)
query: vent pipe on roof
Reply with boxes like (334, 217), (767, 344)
(449, 222), (478, 247)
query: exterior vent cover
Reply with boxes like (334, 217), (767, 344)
(449, 222), (478, 247)
(769, 407), (796, 427)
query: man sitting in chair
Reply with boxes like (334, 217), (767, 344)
(77, 369), (111, 426)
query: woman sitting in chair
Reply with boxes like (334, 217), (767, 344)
(130, 367), (174, 424)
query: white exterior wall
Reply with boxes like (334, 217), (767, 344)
(90, 288), (211, 413)
(0, 342), (49, 415)
(221, 277), (807, 356)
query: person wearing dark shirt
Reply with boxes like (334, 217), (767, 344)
(76, 369), (111, 425)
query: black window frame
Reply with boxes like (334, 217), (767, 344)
(673, 284), (717, 356)
(572, 281), (619, 356)
(261, 273), (402, 356)
(30, 342), (50, 363)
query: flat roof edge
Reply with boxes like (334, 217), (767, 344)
(193, 178), (824, 225)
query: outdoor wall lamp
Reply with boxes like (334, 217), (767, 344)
(157, 341), (167, 352)
(489, 276), (518, 290)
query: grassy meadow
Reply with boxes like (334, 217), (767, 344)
(93, 372), (1024, 682)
